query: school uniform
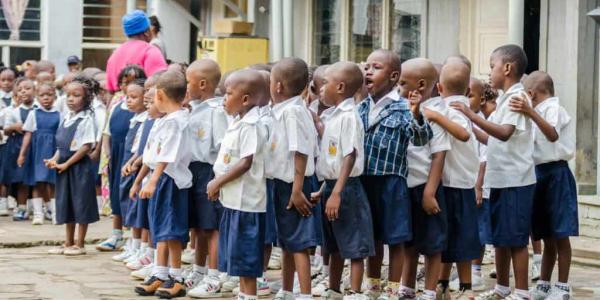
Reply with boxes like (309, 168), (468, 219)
(266, 96), (320, 252)
(0, 102), (9, 185)
(121, 111), (147, 227)
(214, 106), (268, 277)
(317, 98), (374, 259)
(0, 104), (35, 185)
(104, 101), (135, 216)
(406, 96), (450, 256)
(531, 97), (578, 240)
(357, 90), (432, 245)
(90, 98), (107, 180)
(187, 98), (229, 230)
(143, 109), (192, 245)
(260, 105), (278, 245)
(129, 117), (155, 230)
(22, 106), (61, 185)
(475, 112), (492, 246)
(53, 93), (69, 114)
(485, 83), (536, 248)
(54, 110), (99, 224)
(0, 90), (12, 107)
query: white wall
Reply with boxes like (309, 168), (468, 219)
(427, 0), (460, 63)
(41, 0), (83, 75)
(151, 0), (191, 63)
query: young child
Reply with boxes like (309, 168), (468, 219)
(398, 58), (449, 300)
(183, 59), (229, 297)
(45, 75), (100, 255)
(97, 65), (146, 252)
(0, 67), (15, 106)
(118, 79), (149, 267)
(452, 44), (535, 300)
(2, 77), (36, 221)
(133, 70), (191, 298)
(509, 71), (577, 300)
(315, 61), (373, 300)
(209, 69), (268, 300)
(89, 75), (108, 213)
(18, 82), (60, 225)
(267, 58), (320, 300)
(359, 50), (431, 300)
(0, 67), (16, 215)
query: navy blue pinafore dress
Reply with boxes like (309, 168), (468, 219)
(108, 103), (134, 216)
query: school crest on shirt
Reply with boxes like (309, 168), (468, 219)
(328, 140), (337, 156)
(270, 137), (277, 152)
(223, 153), (231, 164)
(71, 139), (77, 148)
(196, 127), (205, 139)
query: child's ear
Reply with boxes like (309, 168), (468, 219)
(199, 79), (207, 90)
(241, 94), (250, 106)
(527, 90), (535, 100)
(464, 87), (471, 97)
(417, 79), (427, 92)
(336, 82), (345, 94)
(503, 63), (512, 77)
(435, 82), (443, 95)
(276, 82), (283, 94)
(390, 70), (400, 83)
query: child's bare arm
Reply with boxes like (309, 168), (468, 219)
(473, 127), (488, 145)
(44, 150), (60, 169)
(509, 96), (558, 142)
(475, 162), (486, 207)
(55, 144), (92, 173)
(130, 164), (150, 199)
(17, 131), (32, 167)
(4, 123), (22, 135)
(139, 162), (167, 199)
(424, 108), (470, 142)
(207, 156), (253, 200)
(422, 151), (445, 215)
(288, 152), (313, 216)
(89, 136), (102, 161)
(450, 102), (515, 141)
(325, 150), (356, 221)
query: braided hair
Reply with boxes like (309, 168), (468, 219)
(70, 75), (99, 111)
(482, 82), (499, 103)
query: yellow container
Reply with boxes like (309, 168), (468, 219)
(198, 37), (269, 73)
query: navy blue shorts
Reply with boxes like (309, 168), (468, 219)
(361, 175), (412, 245)
(272, 177), (319, 252)
(148, 174), (189, 245)
(322, 178), (375, 259)
(478, 198), (492, 245)
(188, 162), (223, 230)
(406, 184), (447, 256)
(532, 161), (578, 240)
(489, 184), (535, 247)
(442, 187), (481, 263)
(218, 208), (265, 277)
(265, 179), (278, 245)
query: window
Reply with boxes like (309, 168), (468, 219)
(349, 0), (383, 62)
(390, 0), (425, 62)
(313, 0), (342, 65)
(0, 0), (40, 41)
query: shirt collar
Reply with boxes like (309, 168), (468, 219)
(271, 96), (304, 119)
(370, 89), (400, 104)
(505, 83), (524, 95)
(37, 105), (58, 112)
(18, 103), (35, 110)
(190, 97), (223, 110)
(229, 106), (260, 130)
(442, 95), (469, 105)
(92, 97), (105, 109)
(322, 97), (355, 118)
(534, 96), (559, 112)
(131, 111), (148, 123)
(66, 110), (88, 121)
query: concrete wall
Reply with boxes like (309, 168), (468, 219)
(41, 0), (83, 75)
(427, 0), (460, 63)
(151, 0), (191, 63)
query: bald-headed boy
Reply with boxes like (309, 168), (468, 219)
(510, 71), (577, 300)
(316, 61), (374, 300)
(183, 59), (231, 297)
(267, 58), (320, 300)
(209, 69), (269, 300)
(359, 50), (431, 300)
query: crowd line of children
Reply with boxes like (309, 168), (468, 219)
(0, 43), (578, 300)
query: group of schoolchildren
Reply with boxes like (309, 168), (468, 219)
(0, 43), (578, 300)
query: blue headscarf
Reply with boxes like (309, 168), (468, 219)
(122, 10), (150, 37)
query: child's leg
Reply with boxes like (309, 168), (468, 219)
(263, 244), (272, 273)
(156, 241), (169, 267)
(205, 229), (219, 270)
(555, 237), (572, 284)
(367, 240), (384, 279)
(424, 253), (442, 291)
(322, 247), (330, 275)
(76, 224), (88, 248)
(388, 243), (404, 285)
(194, 229), (208, 267)
(131, 227), (142, 250)
(329, 252), (344, 292)
(350, 258), (365, 292)
(494, 247), (512, 287)
(65, 223), (76, 246)
(167, 240), (183, 280)
(540, 238), (557, 282)
(240, 277), (257, 296)
(190, 229), (197, 251)
(511, 246), (529, 290)
(281, 250), (295, 291)
(401, 246), (418, 289)
(141, 229), (149, 243)
(293, 249), (312, 294)
(16, 184), (28, 206)
(456, 261), (472, 288)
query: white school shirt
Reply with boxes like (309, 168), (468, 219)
(407, 97), (451, 188)
(103, 101), (129, 136)
(484, 83), (536, 188)
(316, 98), (365, 180)
(475, 111), (490, 199)
(213, 106), (268, 213)
(92, 97), (107, 142)
(0, 102), (8, 144)
(308, 99), (320, 115)
(187, 97), (229, 165)
(143, 109), (193, 189)
(532, 97), (575, 165)
(0, 90), (12, 106)
(53, 94), (69, 114)
(4, 104), (35, 128)
(129, 111), (148, 154)
(368, 89), (398, 127)
(22, 106), (60, 132)
(266, 96), (319, 182)
(259, 105), (274, 141)
(62, 110), (98, 151)
(441, 95), (480, 189)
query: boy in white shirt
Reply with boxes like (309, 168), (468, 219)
(183, 59), (230, 297)
(509, 71), (577, 300)
(132, 71), (192, 299)
(452, 44), (535, 300)
(208, 69), (269, 300)
(316, 61), (374, 300)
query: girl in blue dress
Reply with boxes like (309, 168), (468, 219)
(18, 82), (61, 225)
(45, 76), (99, 256)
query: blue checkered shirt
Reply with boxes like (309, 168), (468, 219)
(357, 96), (432, 177)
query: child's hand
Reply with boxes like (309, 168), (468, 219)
(17, 155), (25, 167)
(121, 163), (130, 177)
(449, 101), (474, 119)
(139, 181), (156, 199)
(129, 183), (141, 200)
(475, 187), (483, 208)
(310, 191), (321, 204)
(129, 162), (140, 174)
(206, 179), (220, 201)
(509, 94), (533, 116)
(422, 107), (442, 122)
(88, 149), (100, 161)
(55, 163), (69, 174)
(422, 193), (441, 215)
(325, 192), (341, 221)
(407, 90), (423, 117)
(44, 158), (57, 169)
(287, 190), (313, 217)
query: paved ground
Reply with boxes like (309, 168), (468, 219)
(1, 216), (600, 299)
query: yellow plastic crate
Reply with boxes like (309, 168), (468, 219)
(198, 37), (269, 73)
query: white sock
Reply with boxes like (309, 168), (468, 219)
(193, 264), (207, 274)
(112, 229), (123, 239)
(153, 265), (169, 280)
(514, 288), (529, 299)
(422, 290), (436, 300)
(169, 268), (183, 281)
(132, 238), (141, 250)
(140, 242), (148, 251)
(245, 294), (257, 300)
(322, 265), (329, 276)
(536, 280), (550, 287)
(495, 284), (511, 297)
(208, 268), (220, 278)
(298, 294), (312, 300)
(17, 204), (26, 211)
(146, 247), (154, 258)
(153, 249), (158, 263)
(96, 195), (103, 209)
(533, 254), (542, 263)
(32, 198), (43, 215)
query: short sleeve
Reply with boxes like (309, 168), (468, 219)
(94, 107), (107, 141)
(154, 120), (182, 163)
(71, 117), (97, 151)
(339, 113), (360, 157)
(22, 112), (36, 132)
(212, 108), (229, 151)
(239, 124), (259, 159)
(498, 98), (530, 131)
(429, 121), (451, 154)
(284, 110), (312, 155)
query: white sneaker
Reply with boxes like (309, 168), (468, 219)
(182, 248), (195, 264)
(529, 283), (551, 300)
(221, 275), (239, 293)
(546, 286), (571, 300)
(345, 291), (370, 300)
(482, 246), (495, 265)
(96, 235), (125, 251)
(416, 266), (426, 292)
(126, 251), (153, 270)
(63, 246), (87, 256)
(312, 274), (329, 296)
(185, 271), (205, 289)
(472, 271), (486, 292)
(0, 198), (8, 216)
(268, 247), (282, 270)
(188, 276), (222, 298)
(131, 263), (153, 280)
(124, 249), (141, 265)
(31, 213), (44, 225)
(273, 289), (295, 300)
(257, 277), (272, 297)
(112, 248), (134, 262)
(48, 245), (66, 255)
(322, 289), (344, 300)
(7, 196), (16, 209)
(530, 260), (541, 281)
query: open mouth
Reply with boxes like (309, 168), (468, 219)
(364, 78), (374, 90)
